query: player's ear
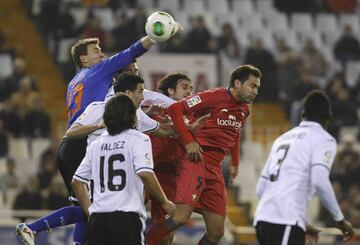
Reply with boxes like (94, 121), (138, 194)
(302, 110), (306, 119)
(167, 88), (175, 96)
(80, 55), (87, 64)
(234, 79), (241, 88)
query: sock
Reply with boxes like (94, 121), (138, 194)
(27, 206), (86, 234)
(146, 217), (177, 245)
(73, 222), (88, 245)
(198, 236), (217, 245)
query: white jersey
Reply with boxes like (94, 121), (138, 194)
(73, 129), (154, 217)
(254, 121), (337, 230)
(106, 87), (176, 108)
(74, 101), (159, 145)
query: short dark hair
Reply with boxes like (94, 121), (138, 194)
(157, 73), (191, 96)
(113, 60), (137, 82)
(71, 38), (99, 69)
(103, 94), (137, 135)
(113, 73), (144, 93)
(229, 64), (262, 87)
(303, 90), (332, 123)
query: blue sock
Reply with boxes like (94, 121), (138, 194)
(73, 222), (88, 245)
(27, 206), (86, 234)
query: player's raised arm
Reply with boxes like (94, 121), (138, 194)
(167, 101), (203, 162)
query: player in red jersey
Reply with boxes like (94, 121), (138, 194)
(146, 65), (261, 245)
(149, 72), (193, 245)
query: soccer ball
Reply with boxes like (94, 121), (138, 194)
(145, 11), (176, 42)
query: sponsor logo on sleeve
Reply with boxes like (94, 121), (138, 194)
(186, 95), (202, 108)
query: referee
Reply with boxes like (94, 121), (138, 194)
(72, 94), (176, 245)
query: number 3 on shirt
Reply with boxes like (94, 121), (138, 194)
(269, 144), (290, 182)
(67, 82), (84, 118)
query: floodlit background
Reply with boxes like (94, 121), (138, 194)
(0, 0), (359, 244)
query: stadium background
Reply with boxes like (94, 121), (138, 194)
(0, 0), (359, 244)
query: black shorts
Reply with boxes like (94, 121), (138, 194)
(87, 211), (145, 245)
(56, 136), (88, 198)
(256, 221), (305, 245)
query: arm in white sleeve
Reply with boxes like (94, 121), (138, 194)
(143, 89), (176, 108)
(256, 176), (268, 198)
(312, 165), (344, 221)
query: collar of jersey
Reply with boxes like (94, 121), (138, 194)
(300, 120), (322, 128)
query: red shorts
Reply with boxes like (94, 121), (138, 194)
(174, 150), (227, 217)
(151, 172), (176, 220)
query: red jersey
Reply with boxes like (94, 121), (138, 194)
(149, 113), (185, 174)
(167, 88), (249, 166)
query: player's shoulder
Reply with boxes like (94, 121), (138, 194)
(126, 129), (151, 141)
(87, 101), (107, 109)
(299, 121), (336, 146)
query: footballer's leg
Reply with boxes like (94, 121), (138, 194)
(198, 163), (227, 244)
(200, 210), (225, 244)
(147, 158), (205, 245)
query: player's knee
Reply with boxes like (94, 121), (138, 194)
(208, 226), (225, 241)
(174, 212), (190, 226)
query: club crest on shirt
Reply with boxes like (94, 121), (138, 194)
(186, 96), (201, 108)
(145, 153), (151, 165)
(323, 151), (332, 164)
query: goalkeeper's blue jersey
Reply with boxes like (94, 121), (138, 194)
(66, 40), (147, 128)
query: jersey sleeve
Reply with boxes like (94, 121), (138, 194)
(310, 136), (337, 171)
(73, 144), (94, 183)
(167, 89), (225, 145)
(137, 109), (160, 133)
(75, 103), (104, 126)
(230, 133), (240, 167)
(143, 89), (176, 108)
(132, 134), (154, 174)
(93, 40), (147, 76)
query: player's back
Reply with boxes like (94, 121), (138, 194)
(88, 129), (151, 216)
(254, 121), (336, 229)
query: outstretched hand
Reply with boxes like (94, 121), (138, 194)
(336, 219), (354, 242)
(171, 21), (184, 37)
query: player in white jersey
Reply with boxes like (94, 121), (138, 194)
(66, 73), (177, 143)
(254, 90), (354, 245)
(105, 61), (176, 108)
(15, 72), (177, 245)
(72, 94), (176, 245)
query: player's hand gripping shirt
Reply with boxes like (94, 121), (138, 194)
(73, 129), (154, 217)
(254, 121), (338, 230)
(66, 40), (147, 128)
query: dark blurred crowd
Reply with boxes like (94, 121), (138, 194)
(19, 0), (360, 140)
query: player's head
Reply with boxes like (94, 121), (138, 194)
(113, 73), (144, 108)
(71, 38), (105, 69)
(113, 61), (139, 83)
(104, 94), (137, 135)
(302, 90), (332, 127)
(229, 64), (261, 103)
(157, 73), (193, 101)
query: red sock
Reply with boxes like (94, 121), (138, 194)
(146, 217), (177, 245)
